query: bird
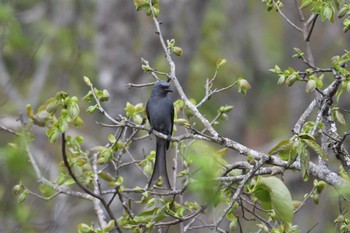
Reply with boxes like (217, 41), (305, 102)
(146, 81), (174, 189)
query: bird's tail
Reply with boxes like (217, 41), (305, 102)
(148, 138), (171, 189)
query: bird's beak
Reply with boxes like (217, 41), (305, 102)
(165, 87), (173, 92)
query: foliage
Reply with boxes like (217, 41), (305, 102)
(1, 0), (350, 233)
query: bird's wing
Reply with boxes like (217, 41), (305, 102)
(170, 100), (174, 135)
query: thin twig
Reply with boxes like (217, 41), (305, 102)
(294, 186), (316, 214)
(126, 81), (155, 89)
(149, 0), (219, 138)
(196, 81), (238, 108)
(293, 100), (316, 134)
(273, 0), (302, 32)
(20, 116), (92, 200)
(92, 152), (108, 227)
(27, 188), (61, 200)
(0, 124), (19, 136)
(116, 188), (135, 218)
(61, 133), (122, 232)
(306, 14), (318, 41)
(89, 82), (119, 124)
(214, 155), (270, 230)
(241, 205), (272, 228)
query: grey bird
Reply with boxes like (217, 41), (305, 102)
(146, 81), (174, 189)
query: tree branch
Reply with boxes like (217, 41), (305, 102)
(214, 155), (270, 230)
(61, 133), (122, 232)
(149, 1), (219, 138)
(273, 0), (302, 32)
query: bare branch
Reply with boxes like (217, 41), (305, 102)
(25, 186), (61, 201)
(197, 80), (238, 108)
(0, 123), (19, 136)
(294, 186), (317, 214)
(61, 133), (122, 232)
(92, 152), (108, 227)
(273, 0), (302, 32)
(149, 1), (219, 138)
(214, 155), (270, 230)
(126, 81), (155, 89)
(293, 99), (316, 134)
(89, 82), (119, 124)
(305, 14), (318, 42)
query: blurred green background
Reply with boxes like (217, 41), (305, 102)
(0, 0), (349, 232)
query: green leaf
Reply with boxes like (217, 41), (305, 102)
(252, 176), (294, 224)
(237, 78), (252, 95)
(142, 64), (153, 72)
(133, 208), (167, 224)
(57, 118), (69, 133)
(344, 19), (350, 32)
(133, 0), (148, 11)
(133, 114), (143, 125)
(301, 138), (328, 161)
(216, 148), (228, 157)
(218, 105), (234, 113)
(56, 173), (66, 185)
(229, 217), (238, 232)
(82, 90), (94, 102)
(286, 74), (297, 87)
(300, 0), (313, 9)
(78, 223), (93, 233)
(100, 89), (110, 102)
(305, 79), (316, 94)
(146, 198), (156, 208)
(297, 133), (314, 140)
(67, 102), (80, 121)
(103, 220), (115, 232)
(314, 179), (327, 193)
(98, 171), (116, 182)
(108, 134), (116, 144)
(335, 110), (346, 124)
(46, 127), (60, 143)
(277, 75), (286, 85)
(86, 104), (98, 114)
(39, 184), (55, 197)
(269, 64), (282, 74)
(292, 47), (304, 58)
(338, 6), (348, 18)
(300, 149), (310, 181)
(173, 46), (183, 56)
(216, 58), (227, 69)
(17, 189), (28, 203)
(12, 184), (22, 195)
(83, 76), (92, 86)
(124, 102), (135, 118)
(109, 176), (124, 187)
(75, 136), (84, 144)
(322, 4), (334, 22)
(98, 148), (113, 164)
(268, 139), (292, 155)
(336, 89), (343, 103)
(64, 178), (75, 185)
(174, 118), (190, 128)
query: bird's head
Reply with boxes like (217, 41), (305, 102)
(152, 81), (173, 95)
